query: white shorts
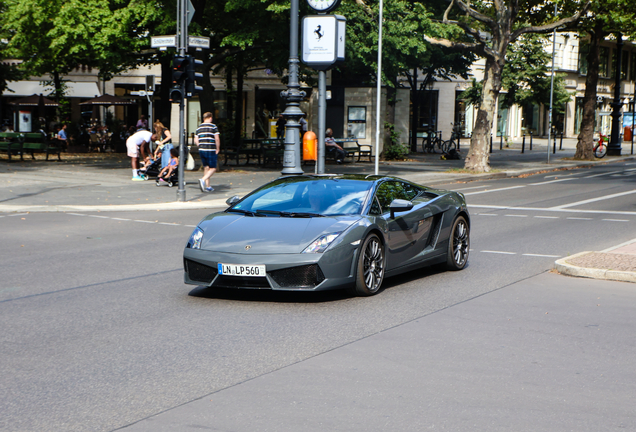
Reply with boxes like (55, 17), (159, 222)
(126, 138), (139, 157)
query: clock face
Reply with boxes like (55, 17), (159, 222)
(307, 0), (339, 12)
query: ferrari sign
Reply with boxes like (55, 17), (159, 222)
(302, 15), (346, 71)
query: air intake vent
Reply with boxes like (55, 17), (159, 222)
(185, 259), (217, 284)
(269, 264), (325, 288)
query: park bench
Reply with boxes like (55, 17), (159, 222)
(22, 132), (62, 161)
(261, 139), (284, 166)
(334, 138), (372, 162)
(0, 132), (24, 161)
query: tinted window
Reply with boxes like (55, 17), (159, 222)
(233, 178), (373, 215)
(372, 181), (422, 214)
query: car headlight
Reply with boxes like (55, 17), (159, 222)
(187, 227), (204, 249)
(302, 232), (342, 254)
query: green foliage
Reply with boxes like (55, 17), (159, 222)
(383, 122), (410, 160)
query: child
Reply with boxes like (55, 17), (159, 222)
(157, 148), (179, 182)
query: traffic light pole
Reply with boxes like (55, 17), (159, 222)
(176, 0), (188, 202)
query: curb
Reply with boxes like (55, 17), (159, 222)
(0, 199), (230, 213)
(554, 251), (636, 283)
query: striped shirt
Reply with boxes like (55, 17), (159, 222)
(196, 122), (219, 152)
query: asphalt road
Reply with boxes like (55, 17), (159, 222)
(1, 162), (636, 431)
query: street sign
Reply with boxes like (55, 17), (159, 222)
(187, 0), (195, 26)
(188, 36), (210, 49)
(151, 35), (177, 48)
(301, 15), (345, 71)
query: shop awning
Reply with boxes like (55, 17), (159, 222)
(2, 81), (101, 98)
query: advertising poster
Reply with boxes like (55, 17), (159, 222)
(19, 110), (31, 132)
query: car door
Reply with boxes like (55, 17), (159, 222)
(370, 181), (433, 270)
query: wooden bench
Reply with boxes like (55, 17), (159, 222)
(0, 132), (24, 161)
(261, 139), (284, 166)
(22, 133), (62, 161)
(334, 138), (372, 162)
(222, 140), (243, 166)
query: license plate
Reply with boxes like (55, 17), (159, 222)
(218, 263), (266, 277)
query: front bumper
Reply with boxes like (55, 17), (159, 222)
(183, 246), (357, 291)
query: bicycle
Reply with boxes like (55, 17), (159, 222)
(442, 124), (460, 154)
(422, 130), (444, 153)
(593, 134), (607, 158)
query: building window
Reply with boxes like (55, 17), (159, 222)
(631, 51), (636, 82)
(599, 46), (609, 78)
(578, 43), (589, 75)
(347, 106), (366, 139)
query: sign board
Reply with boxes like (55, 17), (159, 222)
(151, 35), (177, 48)
(188, 36), (210, 49)
(187, 0), (195, 26)
(302, 15), (346, 71)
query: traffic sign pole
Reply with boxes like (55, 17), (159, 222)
(176, 0), (188, 202)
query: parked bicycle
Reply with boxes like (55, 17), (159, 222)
(443, 124), (460, 153)
(593, 133), (607, 158)
(422, 130), (445, 153)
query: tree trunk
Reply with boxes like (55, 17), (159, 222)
(409, 68), (419, 152)
(574, 27), (603, 160)
(464, 58), (503, 172)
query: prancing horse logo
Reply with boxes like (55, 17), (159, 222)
(245, 245), (252, 250)
(314, 25), (323, 41)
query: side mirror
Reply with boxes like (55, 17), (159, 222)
(389, 199), (413, 218)
(226, 195), (241, 206)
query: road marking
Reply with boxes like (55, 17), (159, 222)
(89, 215), (109, 219)
(583, 170), (625, 178)
(478, 213), (499, 216)
(567, 217), (593, 220)
(453, 185), (492, 191)
(67, 213), (86, 216)
(603, 219), (630, 222)
(463, 185), (525, 196)
(529, 178), (576, 186)
(534, 215), (559, 219)
(551, 189), (636, 209)
(7, 213), (29, 217)
(134, 220), (156, 223)
(522, 253), (561, 258)
(481, 250), (516, 255)
(111, 218), (130, 221)
(468, 204), (636, 216)
(159, 222), (180, 226)
(505, 214), (527, 217)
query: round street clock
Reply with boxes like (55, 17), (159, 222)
(307, 0), (341, 13)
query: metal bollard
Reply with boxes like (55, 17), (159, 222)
(500, 134), (503, 150)
(521, 134), (525, 154)
(529, 131), (533, 151)
(559, 132), (563, 150)
(553, 133), (557, 154)
(457, 135), (460, 151)
(490, 134), (493, 153)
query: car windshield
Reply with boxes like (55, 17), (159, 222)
(229, 177), (373, 216)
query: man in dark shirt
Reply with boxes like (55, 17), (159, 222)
(195, 112), (221, 192)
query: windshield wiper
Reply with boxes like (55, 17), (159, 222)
(227, 209), (264, 217)
(254, 210), (324, 218)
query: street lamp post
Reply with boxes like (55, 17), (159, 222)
(608, 33), (624, 156)
(280, 0), (305, 176)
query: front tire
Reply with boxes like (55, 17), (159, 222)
(349, 233), (385, 296)
(446, 215), (469, 270)
(594, 142), (607, 158)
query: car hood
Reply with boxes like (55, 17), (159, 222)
(198, 213), (360, 254)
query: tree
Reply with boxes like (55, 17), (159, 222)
(423, 0), (589, 172)
(571, 0), (636, 160)
(341, 0), (474, 151)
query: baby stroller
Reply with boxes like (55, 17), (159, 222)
(155, 166), (178, 188)
(139, 158), (161, 180)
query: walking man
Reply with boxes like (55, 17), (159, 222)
(126, 129), (157, 181)
(195, 112), (220, 192)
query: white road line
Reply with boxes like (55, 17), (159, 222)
(534, 215), (559, 219)
(481, 250), (516, 255)
(478, 213), (499, 216)
(463, 185), (526, 196)
(505, 214), (527, 217)
(159, 222), (181, 226)
(567, 217), (593, 220)
(453, 185), (492, 191)
(529, 178), (576, 186)
(134, 220), (156, 223)
(603, 219), (630, 222)
(111, 218), (130, 221)
(185, 225), (197, 228)
(468, 204), (636, 216)
(551, 189), (636, 209)
(88, 215), (109, 219)
(523, 253), (561, 258)
(67, 213), (86, 216)
(583, 170), (625, 178)
(7, 213), (29, 217)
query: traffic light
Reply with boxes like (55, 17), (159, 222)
(171, 55), (189, 85)
(186, 56), (204, 97)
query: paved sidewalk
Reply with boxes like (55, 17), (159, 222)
(2, 137), (636, 284)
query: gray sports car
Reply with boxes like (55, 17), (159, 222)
(184, 174), (469, 296)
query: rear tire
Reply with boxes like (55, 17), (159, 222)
(594, 142), (607, 158)
(446, 215), (469, 270)
(348, 233), (385, 296)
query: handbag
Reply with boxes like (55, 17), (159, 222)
(186, 146), (195, 170)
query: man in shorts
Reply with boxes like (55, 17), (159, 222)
(195, 112), (220, 192)
(127, 129), (157, 181)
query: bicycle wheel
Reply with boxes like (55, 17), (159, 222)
(594, 142), (607, 158)
(444, 139), (456, 153)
